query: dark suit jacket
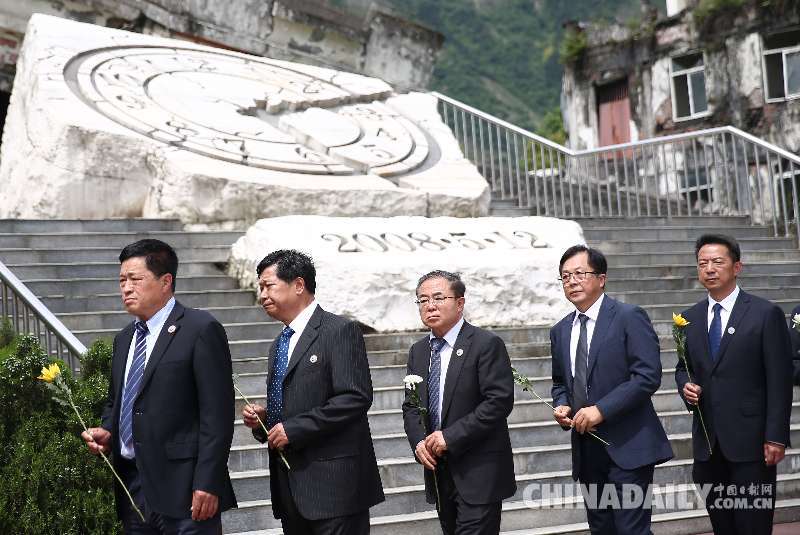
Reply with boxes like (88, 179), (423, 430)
(551, 295), (673, 480)
(253, 305), (384, 520)
(402, 321), (516, 505)
(787, 304), (800, 385)
(676, 291), (793, 462)
(101, 301), (237, 519)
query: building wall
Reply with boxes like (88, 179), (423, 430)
(562, 4), (800, 153)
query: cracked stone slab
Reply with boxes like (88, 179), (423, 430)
(0, 14), (488, 225)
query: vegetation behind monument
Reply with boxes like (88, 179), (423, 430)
(333, 0), (640, 135)
(0, 334), (120, 534)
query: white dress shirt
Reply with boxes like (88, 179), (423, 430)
(286, 300), (318, 364)
(569, 294), (604, 377)
(428, 316), (465, 422)
(706, 285), (740, 334)
(120, 296), (176, 458)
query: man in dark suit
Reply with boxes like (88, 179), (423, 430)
(787, 304), (800, 385)
(676, 234), (793, 534)
(82, 239), (236, 533)
(241, 249), (384, 535)
(402, 270), (515, 535)
(551, 245), (672, 535)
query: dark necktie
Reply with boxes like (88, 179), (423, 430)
(428, 337), (446, 430)
(267, 326), (294, 430)
(119, 321), (148, 454)
(709, 302), (722, 361)
(572, 313), (590, 413)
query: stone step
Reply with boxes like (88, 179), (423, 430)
(235, 385), (743, 441)
(0, 245), (231, 264)
(231, 351), (684, 395)
(644, 298), (800, 322)
(614, 287), (800, 307)
(595, 237), (796, 254)
(221, 463), (800, 533)
(604, 274), (800, 293)
(496, 499), (800, 534)
(58, 306), (268, 331)
(583, 225), (774, 240)
(4, 261), (225, 279)
(228, 450), (800, 509)
(41, 289), (255, 313)
(230, 405), (800, 452)
(19, 275), (239, 296)
(604, 250), (800, 266)
(603, 261), (800, 279)
(0, 230), (243, 249)
(0, 218), (184, 233)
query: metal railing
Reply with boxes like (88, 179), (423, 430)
(0, 259), (86, 372)
(434, 92), (800, 243)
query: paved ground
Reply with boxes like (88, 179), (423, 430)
(699, 523), (800, 534)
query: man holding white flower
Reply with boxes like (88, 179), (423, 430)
(676, 234), (793, 535)
(402, 270), (515, 535)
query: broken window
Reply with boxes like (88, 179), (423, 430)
(763, 29), (800, 101)
(671, 52), (709, 120)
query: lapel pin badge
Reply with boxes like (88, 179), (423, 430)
(310, 355), (318, 363)
(456, 348), (464, 357)
(167, 325), (176, 334)
(727, 327), (735, 335)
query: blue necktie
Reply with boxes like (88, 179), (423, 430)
(267, 326), (294, 430)
(709, 302), (722, 361)
(119, 321), (148, 454)
(428, 337), (446, 431)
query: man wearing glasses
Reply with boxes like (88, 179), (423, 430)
(550, 245), (672, 535)
(402, 270), (515, 535)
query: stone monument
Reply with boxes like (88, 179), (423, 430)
(0, 15), (487, 227)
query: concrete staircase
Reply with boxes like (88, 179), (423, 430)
(2, 216), (800, 534)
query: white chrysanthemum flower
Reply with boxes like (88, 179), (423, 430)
(403, 374), (424, 389)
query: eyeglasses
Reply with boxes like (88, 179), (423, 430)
(558, 271), (599, 284)
(415, 296), (457, 307)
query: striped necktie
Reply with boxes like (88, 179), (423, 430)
(119, 321), (149, 455)
(428, 337), (446, 430)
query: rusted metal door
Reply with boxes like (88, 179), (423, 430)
(597, 79), (631, 155)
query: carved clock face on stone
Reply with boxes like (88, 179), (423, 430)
(63, 46), (433, 175)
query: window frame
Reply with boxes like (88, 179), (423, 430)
(763, 40), (800, 103)
(670, 51), (711, 122)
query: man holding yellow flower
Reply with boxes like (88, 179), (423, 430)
(675, 234), (793, 535)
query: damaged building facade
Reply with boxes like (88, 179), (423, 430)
(0, 0), (442, 133)
(561, 0), (800, 221)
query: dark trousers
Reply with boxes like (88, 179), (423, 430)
(578, 435), (655, 535)
(273, 458), (370, 535)
(118, 458), (222, 535)
(436, 462), (502, 535)
(693, 442), (777, 535)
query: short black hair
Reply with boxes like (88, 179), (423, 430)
(416, 270), (466, 298)
(558, 244), (608, 275)
(119, 239), (178, 291)
(256, 249), (316, 294)
(695, 234), (741, 263)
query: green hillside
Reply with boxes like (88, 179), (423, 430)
(331, 0), (643, 136)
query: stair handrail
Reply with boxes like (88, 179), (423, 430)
(433, 92), (800, 245)
(0, 259), (86, 372)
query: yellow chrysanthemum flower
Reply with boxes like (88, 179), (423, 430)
(672, 313), (690, 328)
(37, 362), (61, 383)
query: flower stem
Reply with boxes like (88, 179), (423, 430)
(233, 381), (291, 470)
(677, 352), (713, 456)
(62, 381), (146, 523)
(512, 370), (611, 446)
